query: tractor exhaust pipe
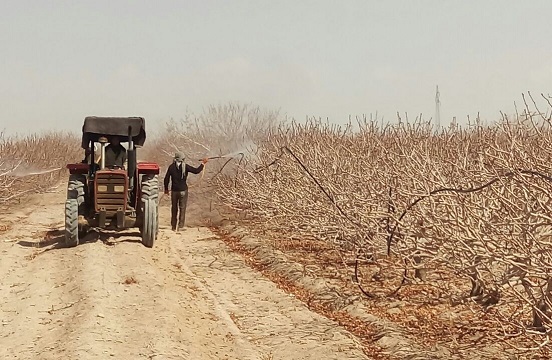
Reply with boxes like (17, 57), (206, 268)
(98, 136), (108, 170)
(128, 125), (133, 151)
(127, 126), (136, 191)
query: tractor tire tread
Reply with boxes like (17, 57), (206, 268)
(67, 174), (87, 213)
(140, 174), (159, 248)
(65, 199), (79, 247)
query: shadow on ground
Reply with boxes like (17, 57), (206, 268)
(17, 228), (144, 251)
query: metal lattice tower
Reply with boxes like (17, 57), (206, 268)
(435, 85), (441, 132)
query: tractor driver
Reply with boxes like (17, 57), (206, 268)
(104, 136), (127, 169)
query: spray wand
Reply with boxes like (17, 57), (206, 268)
(198, 156), (223, 161)
(196, 153), (243, 161)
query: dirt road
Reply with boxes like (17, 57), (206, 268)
(0, 188), (367, 360)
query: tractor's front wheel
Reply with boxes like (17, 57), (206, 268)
(140, 174), (159, 248)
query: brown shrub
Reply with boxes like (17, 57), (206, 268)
(0, 131), (81, 205)
(145, 102), (284, 225)
(212, 96), (552, 355)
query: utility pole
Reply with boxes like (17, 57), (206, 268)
(435, 85), (441, 133)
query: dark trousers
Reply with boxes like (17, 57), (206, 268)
(171, 190), (189, 230)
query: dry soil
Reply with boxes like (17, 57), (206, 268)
(0, 188), (367, 360)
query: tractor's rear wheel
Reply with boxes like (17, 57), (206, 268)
(65, 199), (79, 247)
(65, 174), (86, 247)
(67, 174), (86, 208)
(140, 174), (159, 248)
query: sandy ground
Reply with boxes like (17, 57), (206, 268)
(0, 188), (367, 360)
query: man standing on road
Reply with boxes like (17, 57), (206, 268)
(164, 153), (208, 232)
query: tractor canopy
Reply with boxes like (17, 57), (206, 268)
(81, 116), (146, 149)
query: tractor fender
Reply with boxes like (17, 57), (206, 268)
(136, 162), (160, 174)
(66, 163), (89, 175)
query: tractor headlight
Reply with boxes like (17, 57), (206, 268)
(97, 185), (108, 192)
(113, 185), (125, 193)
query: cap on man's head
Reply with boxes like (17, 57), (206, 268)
(174, 152), (184, 161)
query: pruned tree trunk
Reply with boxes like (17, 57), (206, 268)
(413, 253), (427, 281)
(532, 278), (552, 331)
(532, 300), (547, 332)
(469, 272), (484, 297)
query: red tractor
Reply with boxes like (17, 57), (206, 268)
(65, 117), (160, 248)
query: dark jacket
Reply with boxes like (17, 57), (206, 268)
(164, 162), (204, 192)
(104, 144), (127, 168)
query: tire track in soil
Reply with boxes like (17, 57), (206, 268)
(0, 191), (86, 359)
(167, 227), (367, 360)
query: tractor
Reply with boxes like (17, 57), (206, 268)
(65, 116), (160, 248)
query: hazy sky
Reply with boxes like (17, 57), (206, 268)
(2, 0), (552, 135)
